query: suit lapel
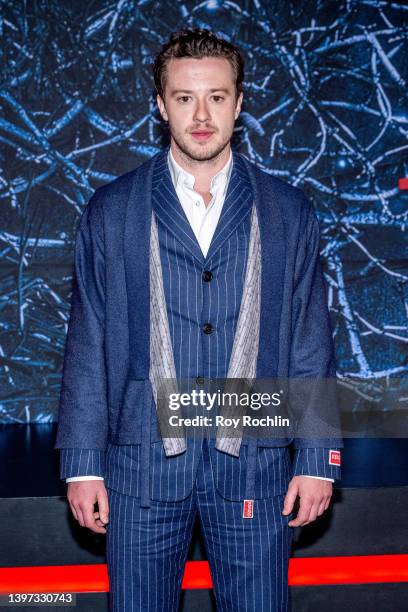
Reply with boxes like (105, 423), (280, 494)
(151, 146), (254, 265)
(205, 150), (253, 262)
(151, 148), (205, 265)
(123, 153), (156, 379)
(239, 157), (286, 378)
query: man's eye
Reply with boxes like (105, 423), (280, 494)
(212, 96), (224, 102)
(177, 96), (190, 103)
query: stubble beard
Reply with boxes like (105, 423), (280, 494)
(170, 128), (232, 165)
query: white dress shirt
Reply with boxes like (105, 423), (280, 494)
(167, 147), (233, 257)
(66, 148), (333, 482)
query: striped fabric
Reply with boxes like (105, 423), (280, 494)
(60, 146), (341, 610)
(100, 438), (293, 501)
(150, 146), (254, 383)
(105, 147), (256, 505)
(61, 147), (341, 487)
(61, 149), (254, 493)
(292, 448), (341, 480)
(214, 200), (261, 458)
(60, 448), (105, 479)
(60, 443), (340, 484)
(106, 438), (294, 612)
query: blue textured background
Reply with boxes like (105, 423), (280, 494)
(0, 0), (407, 423)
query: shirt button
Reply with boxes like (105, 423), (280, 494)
(203, 323), (213, 334)
(202, 270), (213, 282)
(195, 200), (200, 207)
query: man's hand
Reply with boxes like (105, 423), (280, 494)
(282, 476), (332, 527)
(67, 480), (109, 534)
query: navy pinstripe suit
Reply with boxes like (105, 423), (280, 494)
(56, 146), (343, 611)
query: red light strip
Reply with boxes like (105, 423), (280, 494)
(0, 556), (407, 593)
(398, 178), (408, 189)
(181, 560), (213, 589)
(0, 565), (109, 594)
(288, 555), (408, 586)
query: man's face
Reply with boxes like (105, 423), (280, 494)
(156, 57), (243, 162)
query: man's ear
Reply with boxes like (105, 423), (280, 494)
(235, 91), (243, 119)
(156, 94), (168, 121)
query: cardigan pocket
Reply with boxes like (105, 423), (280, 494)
(112, 378), (163, 444)
(211, 443), (292, 500)
(112, 379), (147, 444)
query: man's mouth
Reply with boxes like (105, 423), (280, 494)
(190, 130), (214, 141)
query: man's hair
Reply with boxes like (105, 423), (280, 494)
(152, 28), (245, 100)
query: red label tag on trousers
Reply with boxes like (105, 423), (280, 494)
(329, 450), (341, 466)
(243, 499), (254, 518)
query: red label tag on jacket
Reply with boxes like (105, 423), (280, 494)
(243, 499), (254, 518)
(329, 450), (341, 466)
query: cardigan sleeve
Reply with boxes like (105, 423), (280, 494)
(54, 189), (109, 452)
(289, 198), (344, 452)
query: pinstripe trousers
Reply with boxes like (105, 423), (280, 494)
(106, 438), (294, 612)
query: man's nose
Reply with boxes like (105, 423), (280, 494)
(193, 100), (210, 122)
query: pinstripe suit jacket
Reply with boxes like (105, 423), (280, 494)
(55, 145), (343, 507)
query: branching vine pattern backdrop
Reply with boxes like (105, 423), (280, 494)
(0, 0), (407, 423)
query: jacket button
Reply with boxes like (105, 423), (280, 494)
(196, 376), (205, 385)
(203, 323), (213, 334)
(202, 270), (213, 282)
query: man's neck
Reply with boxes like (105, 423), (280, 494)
(170, 142), (232, 197)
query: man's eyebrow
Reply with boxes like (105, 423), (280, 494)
(170, 88), (231, 96)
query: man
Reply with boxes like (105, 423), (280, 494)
(55, 28), (343, 612)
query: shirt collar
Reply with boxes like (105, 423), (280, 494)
(167, 146), (233, 195)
